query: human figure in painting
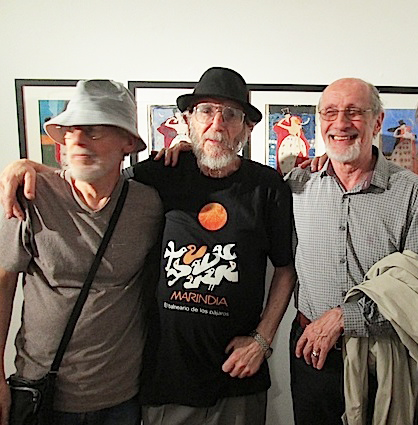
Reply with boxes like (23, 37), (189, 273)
(157, 111), (191, 149)
(388, 119), (418, 173)
(273, 108), (310, 175)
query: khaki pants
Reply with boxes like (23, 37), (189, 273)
(142, 391), (267, 425)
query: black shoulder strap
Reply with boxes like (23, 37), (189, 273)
(50, 179), (129, 373)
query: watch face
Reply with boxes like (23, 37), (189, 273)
(265, 348), (272, 359)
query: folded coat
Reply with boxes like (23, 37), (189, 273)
(343, 250), (418, 425)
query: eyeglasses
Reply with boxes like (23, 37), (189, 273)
(193, 103), (245, 127)
(318, 108), (373, 122)
(56, 125), (115, 140)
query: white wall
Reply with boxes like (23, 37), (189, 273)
(1, 1), (418, 423)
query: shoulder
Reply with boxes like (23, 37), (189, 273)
(242, 158), (287, 186)
(32, 171), (70, 200)
(382, 161), (418, 198)
(285, 166), (314, 183)
(126, 152), (195, 186)
(126, 179), (163, 211)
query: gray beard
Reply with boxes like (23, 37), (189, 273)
(325, 139), (362, 163)
(189, 125), (247, 171)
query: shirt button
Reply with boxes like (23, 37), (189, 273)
(339, 225), (346, 231)
(340, 258), (346, 264)
(342, 291), (347, 297)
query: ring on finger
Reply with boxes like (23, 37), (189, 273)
(312, 350), (320, 357)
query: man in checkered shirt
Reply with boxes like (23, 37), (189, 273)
(286, 78), (418, 425)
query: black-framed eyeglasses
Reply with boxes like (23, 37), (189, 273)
(318, 108), (373, 122)
(193, 103), (245, 127)
(56, 125), (115, 140)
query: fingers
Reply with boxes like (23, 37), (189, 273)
(153, 148), (166, 161)
(309, 157), (320, 172)
(153, 147), (179, 167)
(0, 161), (37, 221)
(1, 176), (20, 220)
(298, 158), (312, 169)
(222, 352), (258, 378)
(296, 327), (332, 369)
(309, 154), (328, 172)
(222, 337), (264, 378)
(318, 153), (328, 169)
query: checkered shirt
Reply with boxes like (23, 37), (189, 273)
(286, 147), (418, 337)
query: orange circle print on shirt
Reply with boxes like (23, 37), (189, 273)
(198, 202), (228, 231)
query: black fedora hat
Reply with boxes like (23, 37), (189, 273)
(177, 67), (262, 123)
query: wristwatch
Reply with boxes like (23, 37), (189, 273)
(249, 330), (273, 359)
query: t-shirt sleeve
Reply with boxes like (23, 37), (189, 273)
(123, 156), (161, 188)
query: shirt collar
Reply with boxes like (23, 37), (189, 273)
(320, 146), (389, 190)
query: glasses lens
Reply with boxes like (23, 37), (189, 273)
(195, 104), (214, 124)
(320, 108), (370, 121)
(320, 109), (338, 121)
(223, 107), (244, 125)
(345, 108), (363, 120)
(59, 125), (108, 140)
(195, 104), (244, 126)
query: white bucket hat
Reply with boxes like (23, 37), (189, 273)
(44, 79), (146, 152)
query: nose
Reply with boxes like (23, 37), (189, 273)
(65, 128), (89, 144)
(211, 110), (226, 130)
(333, 110), (352, 128)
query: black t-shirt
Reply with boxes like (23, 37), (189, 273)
(131, 152), (293, 406)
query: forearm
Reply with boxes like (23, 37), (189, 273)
(256, 263), (296, 344)
(0, 269), (18, 380)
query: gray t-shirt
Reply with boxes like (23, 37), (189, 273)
(0, 171), (163, 412)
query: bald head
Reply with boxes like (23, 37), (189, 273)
(319, 78), (383, 118)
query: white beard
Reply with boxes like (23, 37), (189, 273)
(190, 124), (247, 171)
(68, 150), (120, 183)
(325, 138), (362, 163)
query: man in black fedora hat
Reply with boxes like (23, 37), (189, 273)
(0, 67), (295, 425)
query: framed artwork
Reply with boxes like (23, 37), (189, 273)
(128, 81), (196, 163)
(248, 84), (418, 175)
(248, 84), (326, 175)
(378, 86), (418, 174)
(15, 79), (78, 167)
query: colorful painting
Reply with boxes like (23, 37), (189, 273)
(382, 108), (418, 173)
(39, 99), (68, 167)
(15, 79), (78, 164)
(267, 105), (316, 175)
(150, 105), (191, 152)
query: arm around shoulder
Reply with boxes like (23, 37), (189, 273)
(0, 159), (55, 221)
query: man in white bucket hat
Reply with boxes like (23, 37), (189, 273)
(0, 80), (163, 424)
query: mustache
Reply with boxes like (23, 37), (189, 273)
(203, 132), (236, 150)
(69, 148), (97, 158)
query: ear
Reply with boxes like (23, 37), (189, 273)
(246, 121), (256, 132)
(373, 110), (384, 137)
(122, 134), (138, 155)
(182, 112), (190, 126)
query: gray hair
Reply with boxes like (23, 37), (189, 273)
(318, 78), (383, 117)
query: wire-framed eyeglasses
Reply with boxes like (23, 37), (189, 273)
(55, 125), (115, 140)
(193, 103), (245, 127)
(318, 108), (373, 122)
